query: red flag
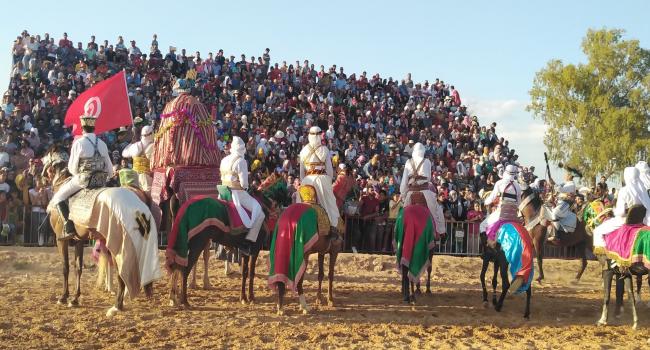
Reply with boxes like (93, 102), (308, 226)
(64, 70), (132, 135)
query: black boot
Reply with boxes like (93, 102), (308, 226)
(56, 201), (77, 241)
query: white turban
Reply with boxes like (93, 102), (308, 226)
(141, 125), (154, 145)
(502, 164), (518, 181)
(230, 136), (246, 157)
(559, 182), (576, 194)
(635, 161), (650, 190)
(412, 142), (425, 162)
(308, 126), (322, 147)
(622, 167), (650, 220)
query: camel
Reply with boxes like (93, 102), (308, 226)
(47, 154), (157, 316)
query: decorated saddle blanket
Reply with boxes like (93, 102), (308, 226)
(496, 222), (534, 294)
(602, 224), (650, 268)
(268, 203), (322, 292)
(69, 188), (108, 227)
(165, 195), (244, 270)
(91, 188), (161, 298)
(394, 205), (436, 283)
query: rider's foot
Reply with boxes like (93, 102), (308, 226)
(58, 221), (77, 241)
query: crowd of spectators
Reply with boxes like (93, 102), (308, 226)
(3, 30), (539, 250)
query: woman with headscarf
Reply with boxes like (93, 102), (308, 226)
(593, 167), (650, 250)
(399, 142), (446, 236)
(219, 136), (265, 244)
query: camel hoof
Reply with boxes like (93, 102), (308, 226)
(327, 299), (335, 307)
(168, 300), (176, 307)
(68, 300), (79, 308)
(524, 315), (530, 320)
(188, 283), (198, 290)
(597, 320), (607, 326)
(425, 289), (432, 295)
(240, 299), (248, 305)
(180, 303), (191, 310)
(276, 309), (285, 316)
(633, 323), (638, 330)
(483, 301), (489, 308)
(302, 308), (310, 315)
(202, 284), (214, 291)
(56, 299), (67, 306)
(106, 306), (120, 317)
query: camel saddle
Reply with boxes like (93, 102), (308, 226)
(215, 185), (249, 237)
(410, 191), (427, 206)
(69, 188), (109, 227)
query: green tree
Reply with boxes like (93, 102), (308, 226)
(528, 28), (650, 181)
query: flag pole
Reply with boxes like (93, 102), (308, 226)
(122, 69), (136, 141)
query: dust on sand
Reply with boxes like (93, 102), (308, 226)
(0, 246), (648, 349)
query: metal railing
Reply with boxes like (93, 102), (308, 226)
(3, 209), (586, 261)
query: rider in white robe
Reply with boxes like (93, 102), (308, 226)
(219, 136), (265, 242)
(399, 142), (446, 235)
(593, 167), (650, 249)
(297, 126), (339, 228)
(48, 114), (113, 241)
(121, 125), (154, 191)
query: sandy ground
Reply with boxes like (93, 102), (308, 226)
(1, 247), (649, 349)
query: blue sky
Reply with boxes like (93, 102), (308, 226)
(2, 0), (649, 184)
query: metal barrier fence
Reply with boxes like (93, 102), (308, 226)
(2, 210), (585, 260)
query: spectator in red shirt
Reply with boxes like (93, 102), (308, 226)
(58, 32), (72, 49)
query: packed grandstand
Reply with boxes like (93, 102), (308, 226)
(2, 30), (539, 250)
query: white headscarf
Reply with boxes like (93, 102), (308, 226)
(230, 136), (246, 157)
(308, 126), (322, 147)
(622, 167), (650, 212)
(635, 161), (650, 190)
(502, 164), (518, 181)
(141, 125), (154, 146)
(412, 142), (425, 162)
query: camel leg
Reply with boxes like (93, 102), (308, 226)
(535, 235), (545, 283)
(248, 254), (257, 303)
(316, 253), (325, 305)
(189, 264), (198, 289)
(635, 274), (643, 305)
(181, 266), (191, 308)
(401, 265), (410, 303)
(181, 242), (204, 309)
(240, 255), (250, 304)
(495, 253), (510, 312)
(615, 276), (625, 318)
(107, 276), (126, 317)
(598, 269), (614, 326)
(69, 241), (84, 307)
(297, 277), (310, 314)
(625, 275), (638, 329)
(574, 242), (588, 282)
(491, 261), (499, 306)
(105, 254), (114, 293)
(202, 241), (212, 290)
(410, 281), (416, 304)
(168, 267), (180, 307)
(58, 240), (70, 305)
(276, 282), (286, 316)
(480, 255), (490, 307)
(327, 251), (338, 306)
(524, 286), (532, 319)
(425, 251), (433, 294)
